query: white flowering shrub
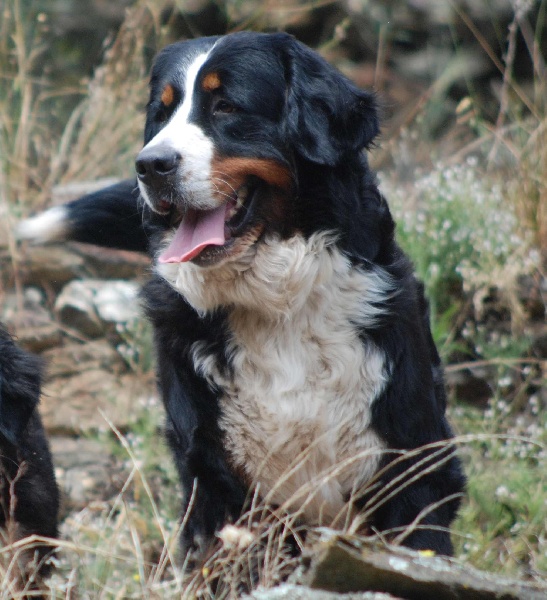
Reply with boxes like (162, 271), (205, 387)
(451, 391), (547, 575)
(385, 160), (540, 324)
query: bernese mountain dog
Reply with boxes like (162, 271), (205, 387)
(0, 323), (58, 579)
(19, 31), (465, 559)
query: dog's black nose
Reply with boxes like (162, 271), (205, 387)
(135, 145), (181, 184)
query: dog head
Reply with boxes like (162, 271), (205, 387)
(136, 32), (379, 268)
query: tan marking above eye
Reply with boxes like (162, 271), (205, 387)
(161, 84), (175, 107)
(202, 72), (222, 92)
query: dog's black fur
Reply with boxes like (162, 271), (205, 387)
(0, 324), (58, 573)
(19, 32), (465, 559)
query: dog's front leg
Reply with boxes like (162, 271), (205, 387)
(159, 358), (247, 565)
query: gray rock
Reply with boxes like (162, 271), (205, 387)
(50, 437), (121, 511)
(302, 538), (547, 600)
(2, 290), (62, 352)
(13, 238), (148, 291)
(55, 280), (104, 337)
(69, 242), (150, 280)
(17, 245), (88, 289)
(246, 584), (398, 599)
(41, 369), (154, 434)
(8, 319), (63, 353)
(55, 279), (140, 337)
(94, 280), (140, 323)
(444, 365), (494, 406)
(42, 340), (128, 378)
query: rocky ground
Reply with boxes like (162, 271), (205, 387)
(1, 180), (154, 519)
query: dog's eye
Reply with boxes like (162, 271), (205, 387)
(157, 108), (168, 123)
(213, 99), (237, 115)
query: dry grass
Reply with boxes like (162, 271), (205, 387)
(0, 467), (56, 598)
(1, 396), (545, 597)
(0, 0), (173, 217)
(454, 0), (546, 265)
(54, 1), (172, 188)
(512, 122), (547, 264)
(0, 534), (57, 599)
(2, 429), (542, 598)
(0, 433), (468, 598)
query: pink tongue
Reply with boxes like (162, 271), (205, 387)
(158, 205), (227, 263)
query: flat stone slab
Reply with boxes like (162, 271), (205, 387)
(247, 584), (398, 599)
(54, 279), (141, 338)
(50, 437), (123, 513)
(5, 241), (148, 292)
(42, 340), (128, 378)
(302, 538), (547, 600)
(40, 369), (155, 434)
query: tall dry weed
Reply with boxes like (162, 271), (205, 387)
(0, 0), (173, 217)
(56, 0), (173, 187)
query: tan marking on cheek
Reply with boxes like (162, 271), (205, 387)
(161, 84), (175, 107)
(211, 157), (293, 198)
(202, 72), (221, 92)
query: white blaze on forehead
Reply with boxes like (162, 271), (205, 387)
(174, 50), (212, 123)
(139, 48), (217, 210)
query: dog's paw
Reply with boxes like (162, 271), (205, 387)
(180, 528), (215, 571)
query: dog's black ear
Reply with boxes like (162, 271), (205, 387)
(284, 38), (379, 166)
(0, 331), (42, 446)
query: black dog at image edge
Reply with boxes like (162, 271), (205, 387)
(0, 323), (58, 580)
(18, 31), (465, 560)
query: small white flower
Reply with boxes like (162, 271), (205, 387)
(496, 485), (510, 499)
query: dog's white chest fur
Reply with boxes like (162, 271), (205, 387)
(218, 310), (387, 525)
(160, 234), (392, 524)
